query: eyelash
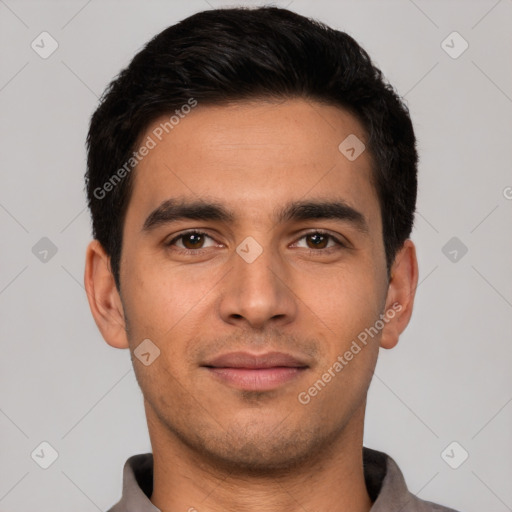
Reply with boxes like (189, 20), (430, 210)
(165, 229), (347, 256)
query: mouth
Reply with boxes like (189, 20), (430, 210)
(201, 351), (309, 391)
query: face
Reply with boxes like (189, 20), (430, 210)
(86, 98), (417, 473)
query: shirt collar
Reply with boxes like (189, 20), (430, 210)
(107, 446), (443, 512)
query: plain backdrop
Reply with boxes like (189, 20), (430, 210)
(1, 1), (511, 511)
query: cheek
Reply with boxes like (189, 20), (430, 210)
(122, 267), (204, 391)
(296, 266), (385, 385)
(305, 275), (382, 394)
(122, 253), (224, 352)
(302, 263), (382, 326)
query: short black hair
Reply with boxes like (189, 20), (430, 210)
(85, 6), (418, 291)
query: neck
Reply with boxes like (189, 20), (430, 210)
(148, 403), (373, 512)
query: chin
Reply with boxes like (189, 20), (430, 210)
(190, 422), (330, 476)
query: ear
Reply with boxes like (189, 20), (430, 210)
(84, 240), (129, 349)
(380, 239), (419, 350)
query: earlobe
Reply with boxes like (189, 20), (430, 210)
(380, 239), (419, 350)
(84, 240), (129, 349)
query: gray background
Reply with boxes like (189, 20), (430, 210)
(1, 0), (511, 511)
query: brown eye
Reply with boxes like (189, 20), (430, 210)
(294, 231), (345, 252)
(181, 232), (205, 249)
(166, 231), (217, 252)
(305, 233), (330, 249)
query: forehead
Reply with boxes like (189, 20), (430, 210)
(126, 98), (379, 229)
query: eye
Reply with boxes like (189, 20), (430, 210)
(165, 229), (347, 256)
(293, 230), (347, 253)
(165, 230), (219, 253)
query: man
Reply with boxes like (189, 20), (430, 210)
(84, 6), (461, 512)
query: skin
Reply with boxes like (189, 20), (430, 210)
(85, 98), (418, 512)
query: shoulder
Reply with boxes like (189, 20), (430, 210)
(363, 447), (463, 512)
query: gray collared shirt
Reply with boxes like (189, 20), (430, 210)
(107, 446), (461, 512)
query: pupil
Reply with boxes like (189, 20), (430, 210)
(309, 234), (326, 248)
(186, 233), (202, 248)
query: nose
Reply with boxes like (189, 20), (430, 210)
(218, 240), (298, 331)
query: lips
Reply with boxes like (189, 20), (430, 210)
(202, 351), (309, 369)
(202, 351), (309, 391)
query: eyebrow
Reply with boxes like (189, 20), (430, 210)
(141, 197), (369, 234)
